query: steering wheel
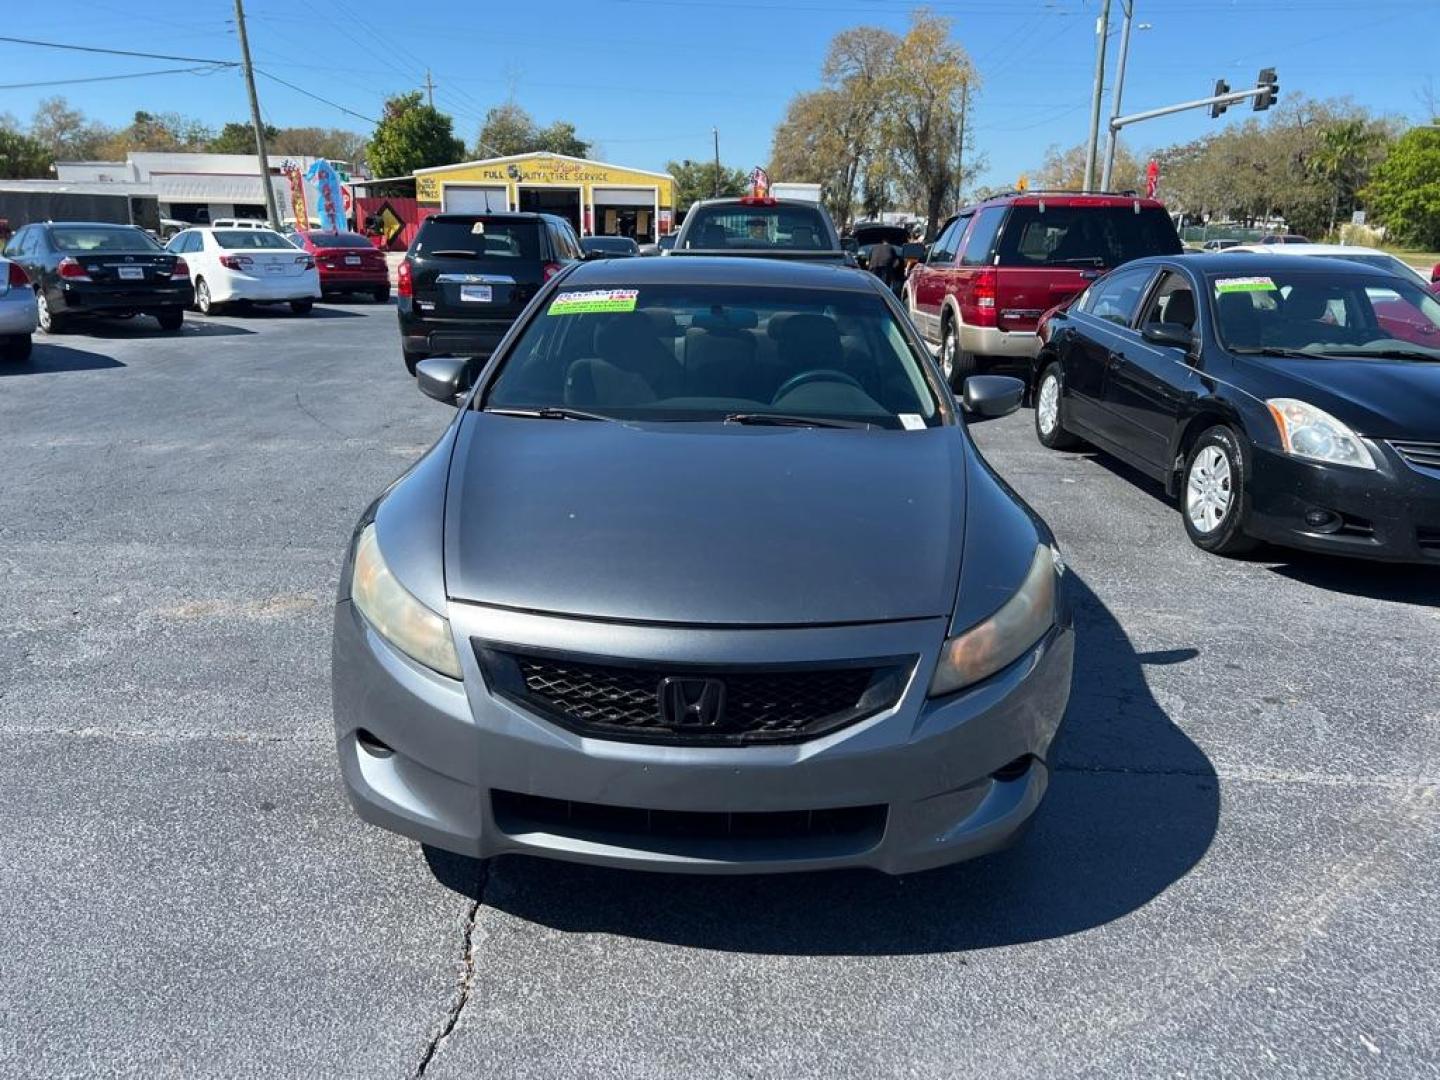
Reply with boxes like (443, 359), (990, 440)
(772, 369), (866, 401)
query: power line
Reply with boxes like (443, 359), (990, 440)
(255, 69), (378, 125)
(0, 34), (237, 66)
(0, 65), (227, 91)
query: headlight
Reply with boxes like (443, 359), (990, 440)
(1266, 398), (1376, 470)
(350, 524), (463, 679)
(929, 544), (1061, 697)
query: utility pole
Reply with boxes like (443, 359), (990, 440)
(712, 127), (720, 197)
(233, 0), (281, 228)
(1100, 0), (1134, 191)
(955, 81), (969, 206)
(1082, 0), (1112, 193)
(424, 69), (436, 108)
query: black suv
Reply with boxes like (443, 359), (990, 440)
(669, 197), (849, 262)
(3, 221), (191, 333)
(397, 212), (586, 374)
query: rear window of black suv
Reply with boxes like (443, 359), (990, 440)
(414, 218), (540, 260)
(993, 204), (1181, 267)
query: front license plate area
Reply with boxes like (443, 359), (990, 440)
(460, 284), (493, 303)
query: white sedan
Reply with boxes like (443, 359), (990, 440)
(165, 227), (321, 315)
(1228, 242), (1438, 292)
(0, 254), (39, 362)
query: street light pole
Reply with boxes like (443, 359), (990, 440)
(233, 0), (280, 229)
(712, 127), (720, 197)
(1100, 0), (1134, 191)
(1082, 0), (1112, 193)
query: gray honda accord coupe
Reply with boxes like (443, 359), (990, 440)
(332, 256), (1074, 875)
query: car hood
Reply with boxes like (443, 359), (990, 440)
(1238, 355), (1440, 439)
(443, 413), (966, 625)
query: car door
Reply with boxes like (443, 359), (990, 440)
(1102, 267), (1206, 471)
(1061, 264), (1157, 446)
(912, 216), (965, 339)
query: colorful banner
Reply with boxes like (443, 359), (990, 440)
(751, 166), (770, 198)
(281, 159), (309, 228)
(305, 158), (346, 232)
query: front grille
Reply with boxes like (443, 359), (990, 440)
(1391, 440), (1440, 471)
(476, 645), (912, 746)
(492, 790), (887, 859)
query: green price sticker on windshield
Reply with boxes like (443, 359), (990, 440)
(548, 289), (639, 315)
(1214, 276), (1276, 295)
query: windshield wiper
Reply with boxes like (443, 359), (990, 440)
(1230, 346), (1323, 358)
(1316, 348), (1440, 363)
(723, 413), (872, 429)
(427, 248), (481, 258)
(485, 406), (612, 422)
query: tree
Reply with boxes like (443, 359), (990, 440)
(1363, 126), (1440, 250)
(97, 110), (212, 158)
(665, 159), (747, 211)
(270, 127), (368, 166)
(0, 123), (50, 178)
(1034, 141), (1144, 193)
(29, 97), (113, 161)
(534, 120), (589, 158)
(208, 121), (278, 155)
(474, 104), (591, 159)
(1308, 118), (1390, 234)
(367, 92), (464, 178)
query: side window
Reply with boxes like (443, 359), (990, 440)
(561, 223), (582, 260)
(959, 207), (1006, 266)
(927, 217), (966, 265)
(1139, 270), (1198, 331)
(1083, 266), (1154, 327)
(3, 227), (28, 258)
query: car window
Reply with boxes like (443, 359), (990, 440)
(4, 227), (29, 257)
(414, 218), (541, 259)
(681, 203), (830, 250)
(927, 217), (965, 265)
(50, 226), (161, 253)
(485, 284), (940, 427)
(1139, 270), (1198, 330)
(1081, 266), (1155, 326)
(213, 230), (295, 250)
(994, 205), (1181, 267)
(959, 207), (1005, 266)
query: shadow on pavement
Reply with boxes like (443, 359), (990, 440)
(219, 305), (365, 320)
(426, 573), (1219, 956)
(76, 319), (254, 340)
(0, 343), (123, 376)
(1265, 555), (1440, 606)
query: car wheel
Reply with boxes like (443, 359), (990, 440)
(373, 285), (391, 303)
(941, 317), (976, 387)
(290, 299), (314, 316)
(1034, 363), (1082, 449)
(155, 308), (184, 331)
(1, 334), (32, 362)
(1181, 426), (1258, 555)
(195, 278), (222, 316)
(36, 291), (66, 334)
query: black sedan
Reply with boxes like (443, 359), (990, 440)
(2, 221), (190, 332)
(1032, 253), (1440, 562)
(579, 235), (640, 259)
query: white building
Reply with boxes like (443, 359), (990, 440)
(54, 152), (322, 225)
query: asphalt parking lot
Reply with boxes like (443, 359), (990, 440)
(2, 301), (1438, 1079)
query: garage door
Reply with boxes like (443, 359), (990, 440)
(442, 185), (509, 212)
(592, 187), (654, 207)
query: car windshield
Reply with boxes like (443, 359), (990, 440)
(302, 231), (373, 249)
(50, 226), (161, 253)
(214, 230), (295, 250)
(681, 204), (830, 251)
(994, 205), (1181, 267)
(484, 284), (940, 427)
(1210, 269), (1440, 358)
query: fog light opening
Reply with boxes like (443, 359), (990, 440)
(992, 755), (1033, 784)
(355, 729), (394, 757)
(1303, 507), (1341, 534)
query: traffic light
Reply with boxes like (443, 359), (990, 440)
(1253, 68), (1279, 111)
(1210, 80), (1230, 119)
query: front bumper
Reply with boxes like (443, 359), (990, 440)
(958, 323), (1039, 360)
(1245, 441), (1440, 563)
(54, 281), (191, 314)
(332, 601), (1074, 875)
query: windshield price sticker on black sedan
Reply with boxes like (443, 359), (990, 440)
(548, 289), (639, 315)
(1214, 276), (1277, 295)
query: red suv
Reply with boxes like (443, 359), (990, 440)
(286, 229), (390, 302)
(905, 192), (1182, 384)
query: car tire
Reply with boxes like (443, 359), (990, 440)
(36, 291), (66, 334)
(941, 317), (976, 388)
(1034, 363), (1082, 450)
(373, 285), (391, 303)
(404, 351), (426, 376)
(1, 333), (32, 362)
(195, 278), (222, 316)
(290, 299), (314, 316)
(155, 308), (184, 331)
(1181, 426), (1258, 556)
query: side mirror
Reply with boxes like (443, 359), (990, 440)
(415, 356), (472, 405)
(1141, 322), (1195, 350)
(961, 374), (1025, 418)
(901, 242), (926, 262)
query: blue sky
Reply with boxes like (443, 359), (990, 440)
(2, 0), (1436, 192)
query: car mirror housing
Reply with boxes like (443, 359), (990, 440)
(1141, 322), (1195, 350)
(961, 375), (1025, 418)
(415, 357), (472, 406)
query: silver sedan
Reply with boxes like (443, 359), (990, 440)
(0, 255), (38, 362)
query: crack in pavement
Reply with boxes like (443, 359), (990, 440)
(413, 860), (490, 1078)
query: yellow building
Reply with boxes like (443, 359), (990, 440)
(413, 153), (676, 242)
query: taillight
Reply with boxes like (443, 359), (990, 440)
(970, 268), (998, 327)
(170, 258), (189, 279)
(297, 255), (315, 269)
(219, 255), (253, 270)
(397, 259), (413, 298)
(7, 261), (28, 287)
(58, 257), (91, 281)
(542, 261), (562, 282)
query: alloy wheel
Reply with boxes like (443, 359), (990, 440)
(1185, 445), (1233, 534)
(196, 280), (211, 315)
(941, 328), (956, 381)
(1037, 374), (1060, 435)
(36, 291), (53, 332)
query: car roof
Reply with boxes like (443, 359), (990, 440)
(962, 191), (1168, 212)
(1137, 252), (1403, 279)
(687, 197), (825, 210)
(561, 254), (881, 292)
(427, 212), (554, 222)
(1228, 243), (1390, 257)
(39, 220), (144, 228)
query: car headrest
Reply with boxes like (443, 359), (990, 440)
(699, 225), (727, 248)
(789, 225), (815, 247)
(1164, 290), (1197, 329)
(1284, 288), (1333, 321)
(639, 307), (679, 338)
